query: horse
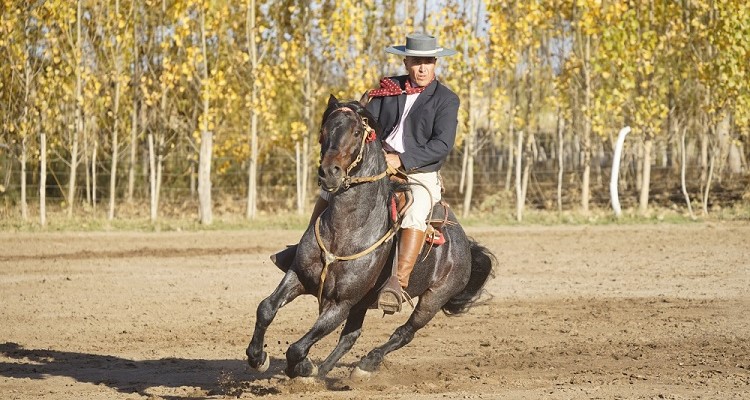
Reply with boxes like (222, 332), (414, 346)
(246, 94), (496, 379)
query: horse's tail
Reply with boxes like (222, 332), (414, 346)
(442, 239), (496, 316)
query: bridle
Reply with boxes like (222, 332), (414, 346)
(320, 106), (387, 191)
(314, 105), (398, 312)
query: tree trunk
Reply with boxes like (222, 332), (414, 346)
(556, 107), (564, 213)
(127, 99), (138, 203)
(148, 133), (157, 222)
(299, 32), (313, 215)
(679, 127), (695, 219)
(157, 137), (164, 210)
(699, 130), (708, 193)
(198, 6), (213, 225)
(504, 81), (518, 193)
(702, 145), (716, 216)
(521, 134), (533, 216)
(638, 137), (653, 215)
(246, 111), (258, 219)
(109, 86), (120, 219)
(127, 6), (139, 204)
(462, 84), (476, 218)
(245, 0), (258, 220)
(20, 57), (32, 221)
(20, 136), (28, 220)
(40, 132), (47, 226)
(515, 129), (524, 222)
(67, 0), (83, 218)
(580, 34), (592, 214)
(84, 123), (91, 205)
(92, 139), (97, 213)
(198, 130), (213, 224)
(108, 0), (122, 220)
(295, 142), (303, 213)
(462, 135), (474, 218)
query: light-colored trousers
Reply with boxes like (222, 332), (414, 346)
(319, 171), (441, 232)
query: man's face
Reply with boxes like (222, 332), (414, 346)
(404, 56), (437, 87)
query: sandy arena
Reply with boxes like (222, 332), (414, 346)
(1, 223), (748, 399)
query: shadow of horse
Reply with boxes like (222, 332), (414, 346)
(0, 342), (286, 399)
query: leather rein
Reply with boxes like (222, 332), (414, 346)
(314, 108), (398, 312)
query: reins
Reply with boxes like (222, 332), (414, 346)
(314, 109), (397, 312)
(314, 215), (398, 313)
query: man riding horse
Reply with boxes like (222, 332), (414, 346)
(271, 32), (459, 313)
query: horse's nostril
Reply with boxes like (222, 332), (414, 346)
(320, 165), (341, 178)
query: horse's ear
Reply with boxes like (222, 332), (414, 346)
(327, 94), (339, 109)
(359, 91), (371, 107)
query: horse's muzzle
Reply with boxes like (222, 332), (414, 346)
(318, 164), (343, 192)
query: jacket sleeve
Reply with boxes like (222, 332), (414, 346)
(400, 92), (459, 172)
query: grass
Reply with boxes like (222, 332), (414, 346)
(1, 201), (747, 233)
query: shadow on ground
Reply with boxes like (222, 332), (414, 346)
(0, 342), (285, 399)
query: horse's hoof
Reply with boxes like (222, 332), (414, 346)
(287, 358), (318, 378)
(350, 366), (373, 381)
(294, 375), (318, 384)
(255, 352), (270, 373)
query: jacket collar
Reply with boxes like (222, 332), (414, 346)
(396, 76), (438, 119)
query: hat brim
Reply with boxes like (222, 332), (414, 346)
(386, 45), (458, 58)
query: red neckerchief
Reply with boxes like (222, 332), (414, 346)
(368, 77), (433, 97)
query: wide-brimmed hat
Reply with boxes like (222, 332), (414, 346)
(385, 32), (457, 58)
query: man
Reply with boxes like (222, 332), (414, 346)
(364, 33), (459, 312)
(271, 32), (459, 312)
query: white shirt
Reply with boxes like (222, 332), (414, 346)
(383, 92), (420, 154)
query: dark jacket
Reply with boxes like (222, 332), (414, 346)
(366, 75), (459, 173)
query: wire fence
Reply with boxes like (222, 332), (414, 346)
(2, 149), (747, 221)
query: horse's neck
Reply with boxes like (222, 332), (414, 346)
(325, 144), (390, 229)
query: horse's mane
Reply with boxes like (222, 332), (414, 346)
(321, 96), (383, 139)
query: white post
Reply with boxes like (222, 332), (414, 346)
(610, 126), (632, 218)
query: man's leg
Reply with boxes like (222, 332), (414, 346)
(270, 195), (329, 271)
(378, 172), (441, 313)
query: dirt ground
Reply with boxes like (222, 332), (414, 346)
(0, 223), (748, 399)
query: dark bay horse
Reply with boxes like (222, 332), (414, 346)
(246, 95), (496, 379)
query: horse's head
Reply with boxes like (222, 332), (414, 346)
(318, 95), (382, 193)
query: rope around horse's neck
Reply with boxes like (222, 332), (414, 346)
(313, 210), (398, 313)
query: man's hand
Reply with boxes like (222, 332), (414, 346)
(385, 153), (403, 170)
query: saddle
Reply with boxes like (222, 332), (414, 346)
(391, 188), (452, 247)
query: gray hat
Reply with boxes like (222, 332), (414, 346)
(385, 32), (457, 58)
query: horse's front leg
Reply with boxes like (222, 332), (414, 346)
(317, 306), (368, 377)
(247, 270), (305, 372)
(285, 301), (351, 378)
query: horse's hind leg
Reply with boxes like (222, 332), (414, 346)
(317, 306), (367, 377)
(285, 302), (351, 378)
(354, 289), (450, 376)
(246, 271), (305, 372)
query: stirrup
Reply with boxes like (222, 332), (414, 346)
(377, 287), (403, 314)
(377, 277), (414, 315)
(377, 276), (403, 314)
